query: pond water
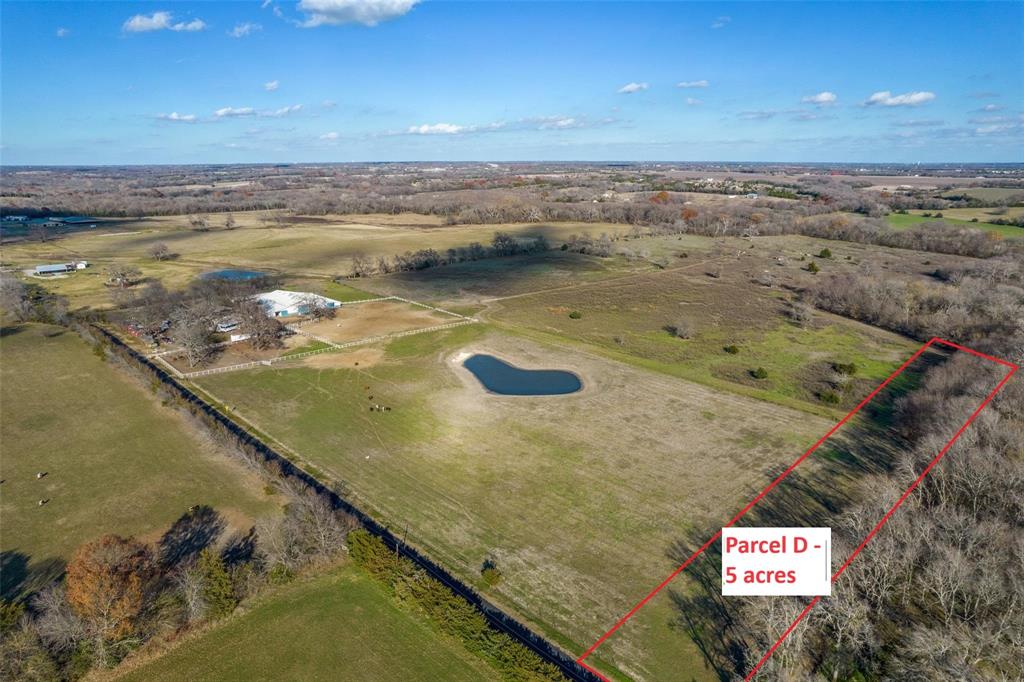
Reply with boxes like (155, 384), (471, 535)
(463, 354), (582, 395)
(201, 269), (268, 281)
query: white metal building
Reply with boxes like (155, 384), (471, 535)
(254, 290), (342, 318)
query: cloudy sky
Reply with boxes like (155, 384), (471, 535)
(2, 0), (1021, 164)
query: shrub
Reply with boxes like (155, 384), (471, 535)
(723, 345), (740, 354)
(349, 530), (562, 681)
(568, 310), (582, 319)
(481, 559), (502, 587)
(668, 320), (693, 339)
(267, 564), (294, 585)
(807, 261), (820, 274)
(197, 548), (237, 619)
(818, 248), (832, 259)
(818, 390), (841, 405)
(751, 367), (768, 380)
(832, 361), (858, 376)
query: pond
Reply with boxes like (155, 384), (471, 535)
(201, 269), (269, 281)
(463, 354), (582, 396)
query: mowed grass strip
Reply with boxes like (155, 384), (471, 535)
(116, 563), (492, 682)
(0, 323), (277, 598)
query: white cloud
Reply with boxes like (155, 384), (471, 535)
(802, 91), (837, 106)
(979, 103), (1003, 112)
(400, 115), (613, 136)
(532, 116), (580, 130)
(685, 98), (702, 106)
(618, 82), (649, 94)
(864, 90), (936, 107)
(321, 100), (338, 109)
(263, 104), (302, 117)
(711, 16), (731, 29)
(298, 0), (419, 27)
(408, 123), (468, 135)
(214, 107), (256, 118)
(739, 110), (776, 120)
(676, 80), (709, 89)
(56, 27), (69, 38)
(214, 105), (301, 119)
(123, 11), (207, 33)
(157, 112), (197, 122)
(892, 119), (944, 128)
(264, 80), (280, 92)
(229, 22), (262, 38)
(320, 131), (340, 140)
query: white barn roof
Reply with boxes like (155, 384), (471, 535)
(254, 290), (342, 317)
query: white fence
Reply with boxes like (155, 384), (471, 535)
(180, 318), (476, 379)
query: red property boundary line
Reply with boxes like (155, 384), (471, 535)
(577, 337), (1018, 681)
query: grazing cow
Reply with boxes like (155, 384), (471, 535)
(36, 472), (47, 479)
(38, 499), (49, 506)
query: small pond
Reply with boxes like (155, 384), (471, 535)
(463, 354), (582, 396)
(201, 269), (268, 281)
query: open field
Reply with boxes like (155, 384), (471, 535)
(886, 211), (1024, 238)
(195, 324), (834, 679)
(939, 187), (1024, 202)
(298, 300), (459, 344)
(361, 249), (658, 303)
(117, 562), (492, 682)
(0, 323), (279, 599)
(907, 205), (1024, 222)
(456, 235), (920, 416)
(0, 211), (630, 309)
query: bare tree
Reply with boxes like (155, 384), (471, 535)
(234, 298), (282, 350)
(148, 242), (173, 261)
(106, 265), (142, 289)
(350, 253), (373, 278)
(171, 300), (216, 367)
(303, 295), (336, 321)
(0, 274), (33, 321)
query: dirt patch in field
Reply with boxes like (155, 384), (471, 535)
(301, 347), (385, 369)
(299, 301), (454, 343)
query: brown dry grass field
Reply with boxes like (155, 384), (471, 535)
(1, 211), (630, 310)
(195, 323), (835, 680)
(298, 300), (457, 343)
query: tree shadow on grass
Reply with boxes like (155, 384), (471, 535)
(158, 505), (226, 570)
(1, 550), (66, 602)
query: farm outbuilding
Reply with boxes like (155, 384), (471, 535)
(254, 290), (342, 318)
(33, 261), (88, 276)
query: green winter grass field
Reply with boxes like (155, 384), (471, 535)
(0, 323), (278, 599)
(885, 211), (1024, 238)
(116, 562), (493, 682)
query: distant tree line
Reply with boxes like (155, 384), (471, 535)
(351, 231), (551, 277)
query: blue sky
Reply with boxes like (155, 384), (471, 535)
(2, 1), (1021, 164)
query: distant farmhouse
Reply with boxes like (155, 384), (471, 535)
(254, 290), (342, 318)
(33, 261), (88, 276)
